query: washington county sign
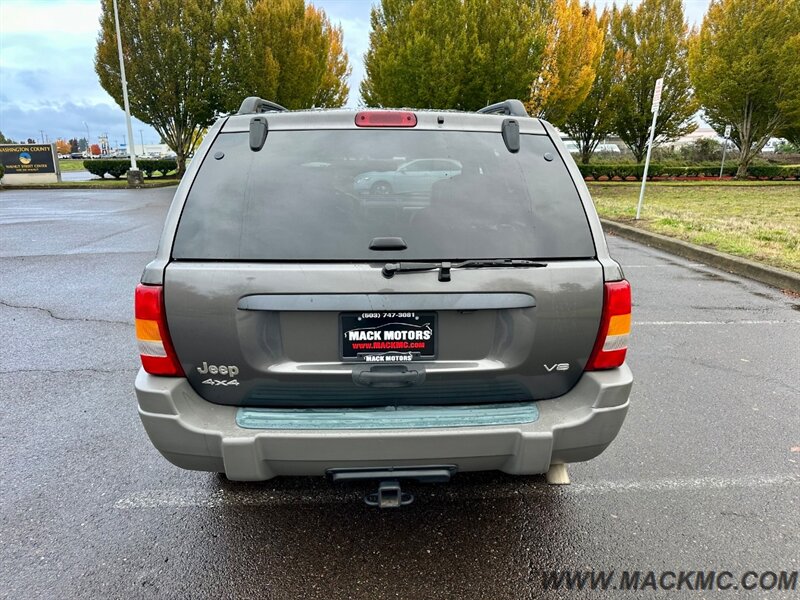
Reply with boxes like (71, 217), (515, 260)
(0, 143), (61, 184)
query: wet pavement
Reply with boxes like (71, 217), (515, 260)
(1, 187), (798, 598)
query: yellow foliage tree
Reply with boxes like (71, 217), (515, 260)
(527, 0), (604, 125)
(55, 139), (72, 155)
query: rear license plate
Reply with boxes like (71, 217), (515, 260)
(340, 312), (436, 362)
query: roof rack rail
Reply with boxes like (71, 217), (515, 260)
(477, 100), (529, 118)
(237, 96), (288, 115)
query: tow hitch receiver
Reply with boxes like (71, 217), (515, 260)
(327, 465), (457, 509)
(364, 480), (414, 508)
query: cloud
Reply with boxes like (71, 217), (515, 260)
(0, 1), (161, 145)
(0, 0), (101, 34)
(0, 100), (161, 146)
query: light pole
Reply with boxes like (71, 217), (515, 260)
(139, 129), (145, 157)
(82, 121), (91, 157)
(112, 0), (142, 186)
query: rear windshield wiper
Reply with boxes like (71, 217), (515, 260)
(382, 259), (547, 282)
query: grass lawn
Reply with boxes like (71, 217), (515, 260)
(58, 159), (89, 172)
(588, 182), (800, 273)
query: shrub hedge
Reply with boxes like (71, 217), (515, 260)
(578, 163), (800, 180)
(83, 159), (178, 179)
(0, 164), (4, 180)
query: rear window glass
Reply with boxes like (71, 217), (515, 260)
(173, 129), (594, 261)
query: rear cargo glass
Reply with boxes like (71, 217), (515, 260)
(173, 130), (594, 260)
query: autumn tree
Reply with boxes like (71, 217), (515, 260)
(219, 0), (350, 111)
(56, 139), (72, 155)
(560, 9), (619, 164)
(610, 0), (696, 162)
(95, 0), (223, 174)
(689, 0), (800, 177)
(361, 0), (547, 110)
(527, 0), (605, 126)
(312, 16), (351, 108)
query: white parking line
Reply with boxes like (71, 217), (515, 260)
(634, 320), (800, 325)
(622, 264), (703, 268)
(114, 474), (799, 509)
(567, 474), (799, 495)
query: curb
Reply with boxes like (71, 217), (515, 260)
(600, 219), (800, 294)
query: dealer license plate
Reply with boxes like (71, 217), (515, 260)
(340, 312), (436, 362)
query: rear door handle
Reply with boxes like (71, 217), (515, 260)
(353, 367), (425, 387)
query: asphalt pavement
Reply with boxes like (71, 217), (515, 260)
(1, 187), (798, 599)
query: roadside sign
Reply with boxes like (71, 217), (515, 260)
(0, 143), (61, 184)
(651, 78), (664, 113)
(720, 125), (732, 178)
(637, 77), (665, 219)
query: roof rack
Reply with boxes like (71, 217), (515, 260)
(237, 96), (288, 115)
(477, 99), (529, 118)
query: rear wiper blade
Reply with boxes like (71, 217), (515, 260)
(382, 259), (547, 281)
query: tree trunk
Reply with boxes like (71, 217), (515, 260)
(177, 153), (187, 177)
(735, 154), (752, 179)
(581, 148), (591, 165)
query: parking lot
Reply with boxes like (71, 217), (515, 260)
(1, 187), (798, 598)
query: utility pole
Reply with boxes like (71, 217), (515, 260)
(139, 129), (145, 156)
(40, 130), (45, 143)
(112, 0), (142, 186)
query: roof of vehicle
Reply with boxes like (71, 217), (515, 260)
(219, 105), (549, 135)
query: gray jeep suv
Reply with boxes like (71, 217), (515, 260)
(134, 98), (632, 495)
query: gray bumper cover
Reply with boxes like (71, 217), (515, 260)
(135, 365), (632, 481)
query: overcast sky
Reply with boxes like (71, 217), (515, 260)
(0, 0), (711, 147)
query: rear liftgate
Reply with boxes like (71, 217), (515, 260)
(327, 466), (457, 508)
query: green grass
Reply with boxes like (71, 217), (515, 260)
(58, 159), (89, 172)
(588, 182), (800, 273)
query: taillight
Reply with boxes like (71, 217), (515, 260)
(355, 111), (417, 127)
(586, 280), (631, 370)
(135, 284), (184, 376)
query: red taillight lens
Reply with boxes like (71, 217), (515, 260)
(586, 280), (632, 371)
(355, 111), (417, 127)
(135, 284), (184, 376)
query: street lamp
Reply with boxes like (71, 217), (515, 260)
(112, 0), (142, 186)
(82, 121), (91, 157)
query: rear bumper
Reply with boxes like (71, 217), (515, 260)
(135, 365), (632, 481)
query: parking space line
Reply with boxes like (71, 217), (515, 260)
(114, 474), (800, 509)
